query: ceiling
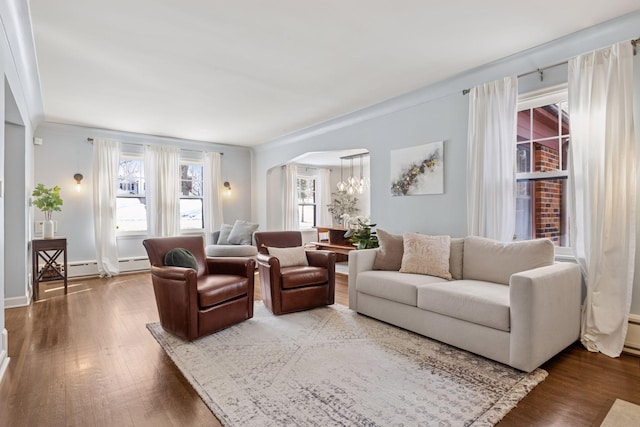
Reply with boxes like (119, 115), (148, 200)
(29, 1), (640, 147)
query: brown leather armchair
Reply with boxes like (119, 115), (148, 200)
(254, 231), (336, 315)
(142, 235), (255, 340)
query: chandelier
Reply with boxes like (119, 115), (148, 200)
(337, 153), (369, 194)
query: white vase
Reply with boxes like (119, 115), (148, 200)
(43, 219), (55, 239)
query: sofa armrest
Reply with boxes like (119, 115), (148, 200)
(347, 248), (379, 310)
(509, 262), (582, 372)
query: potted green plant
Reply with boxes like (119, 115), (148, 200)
(327, 192), (359, 225)
(32, 183), (63, 239)
(344, 218), (379, 249)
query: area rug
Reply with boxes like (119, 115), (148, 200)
(147, 303), (547, 426)
(600, 399), (640, 427)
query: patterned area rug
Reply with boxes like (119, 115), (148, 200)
(147, 303), (547, 426)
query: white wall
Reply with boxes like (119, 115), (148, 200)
(0, 0), (44, 382)
(253, 12), (640, 314)
(33, 122), (254, 264)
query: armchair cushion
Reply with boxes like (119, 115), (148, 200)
(164, 248), (198, 271)
(228, 220), (260, 245)
(198, 274), (250, 308)
(267, 246), (309, 267)
(281, 266), (329, 289)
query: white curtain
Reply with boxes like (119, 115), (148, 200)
(284, 164), (299, 230)
(92, 139), (120, 277)
(203, 151), (223, 245)
(568, 42), (636, 357)
(316, 167), (332, 227)
(144, 145), (180, 237)
(466, 76), (518, 242)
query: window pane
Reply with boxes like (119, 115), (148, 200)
(180, 164), (203, 197)
(180, 198), (203, 229)
(116, 197), (147, 231)
(516, 143), (531, 173)
(516, 178), (569, 246)
(532, 105), (560, 139)
(561, 137), (570, 170)
(118, 159), (145, 196)
(515, 181), (532, 241)
(517, 109), (531, 142)
(298, 205), (316, 228)
(297, 178), (315, 204)
(534, 140), (560, 172)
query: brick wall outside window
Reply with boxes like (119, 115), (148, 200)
(534, 144), (562, 245)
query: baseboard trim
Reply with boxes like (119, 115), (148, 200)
(623, 314), (640, 356)
(0, 329), (9, 384)
(4, 294), (30, 308)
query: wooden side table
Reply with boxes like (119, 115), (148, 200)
(32, 237), (67, 301)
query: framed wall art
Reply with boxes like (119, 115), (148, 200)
(390, 141), (444, 196)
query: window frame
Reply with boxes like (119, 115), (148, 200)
(116, 154), (147, 236)
(296, 173), (317, 230)
(179, 160), (205, 233)
(516, 83), (573, 257)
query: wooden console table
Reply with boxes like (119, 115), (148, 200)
(32, 237), (67, 301)
(312, 226), (356, 260)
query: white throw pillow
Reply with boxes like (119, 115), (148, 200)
(216, 223), (234, 245)
(227, 220), (259, 245)
(400, 233), (452, 280)
(267, 246), (309, 268)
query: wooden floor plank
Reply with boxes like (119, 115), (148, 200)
(1, 271), (638, 426)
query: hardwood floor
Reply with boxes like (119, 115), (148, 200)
(1, 272), (638, 426)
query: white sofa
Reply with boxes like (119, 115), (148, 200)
(348, 235), (582, 372)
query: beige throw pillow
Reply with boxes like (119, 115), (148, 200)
(373, 229), (404, 271)
(400, 233), (452, 280)
(267, 246), (309, 268)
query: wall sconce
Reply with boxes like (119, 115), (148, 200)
(73, 173), (83, 192)
(223, 181), (231, 196)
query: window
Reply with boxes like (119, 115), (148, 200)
(116, 157), (147, 232)
(515, 86), (570, 247)
(116, 153), (206, 234)
(297, 176), (316, 228)
(180, 162), (204, 230)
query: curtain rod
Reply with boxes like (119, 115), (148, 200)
(86, 137), (223, 155)
(462, 37), (639, 96)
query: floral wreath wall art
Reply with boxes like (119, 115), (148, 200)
(390, 141), (444, 196)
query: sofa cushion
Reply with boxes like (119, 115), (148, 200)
(417, 280), (511, 332)
(400, 233), (452, 280)
(356, 270), (448, 306)
(449, 237), (464, 280)
(373, 229), (403, 271)
(205, 244), (258, 257)
(267, 246), (309, 267)
(216, 224), (233, 244)
(280, 266), (328, 289)
(463, 236), (554, 285)
(228, 220), (259, 245)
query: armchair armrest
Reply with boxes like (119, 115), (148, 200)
(257, 253), (279, 269)
(306, 250), (336, 268)
(509, 262), (582, 372)
(347, 248), (379, 310)
(150, 265), (197, 281)
(207, 257), (256, 277)
(149, 265), (199, 340)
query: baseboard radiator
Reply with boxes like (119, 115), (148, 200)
(624, 314), (640, 356)
(67, 257), (150, 278)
